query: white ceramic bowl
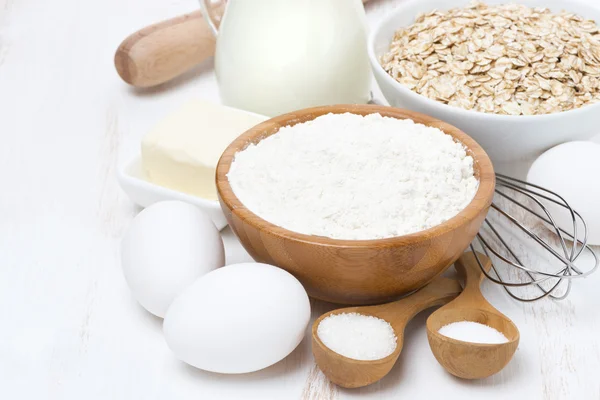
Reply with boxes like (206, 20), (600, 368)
(117, 155), (228, 230)
(369, 0), (600, 163)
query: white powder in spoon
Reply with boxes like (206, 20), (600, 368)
(227, 113), (478, 240)
(438, 321), (509, 344)
(317, 312), (397, 360)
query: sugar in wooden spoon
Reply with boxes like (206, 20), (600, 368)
(427, 251), (520, 379)
(312, 276), (462, 388)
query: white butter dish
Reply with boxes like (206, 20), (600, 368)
(118, 155), (228, 230)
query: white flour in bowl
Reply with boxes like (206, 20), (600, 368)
(227, 113), (478, 240)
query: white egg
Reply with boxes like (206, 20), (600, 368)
(163, 263), (311, 374)
(527, 141), (600, 245)
(121, 200), (224, 317)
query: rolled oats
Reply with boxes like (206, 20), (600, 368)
(381, 1), (600, 115)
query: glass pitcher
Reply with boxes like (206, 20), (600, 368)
(199, 0), (372, 117)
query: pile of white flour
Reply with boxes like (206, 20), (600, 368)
(227, 113), (479, 240)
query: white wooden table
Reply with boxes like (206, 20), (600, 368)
(2, 0), (600, 398)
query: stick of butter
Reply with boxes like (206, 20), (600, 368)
(141, 100), (268, 200)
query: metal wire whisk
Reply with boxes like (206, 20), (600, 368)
(472, 173), (598, 302)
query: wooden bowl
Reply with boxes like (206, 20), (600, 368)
(216, 104), (495, 304)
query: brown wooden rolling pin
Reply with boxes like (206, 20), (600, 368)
(115, 0), (373, 88)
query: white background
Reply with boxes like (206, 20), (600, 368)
(1, 0), (600, 399)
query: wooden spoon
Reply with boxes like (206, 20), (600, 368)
(312, 277), (462, 388)
(115, 0), (373, 87)
(426, 251), (520, 379)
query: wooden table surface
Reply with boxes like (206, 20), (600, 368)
(1, 0), (600, 399)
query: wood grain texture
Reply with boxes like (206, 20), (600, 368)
(114, 10), (217, 87)
(216, 104), (495, 304)
(301, 364), (339, 400)
(427, 252), (520, 379)
(312, 276), (462, 388)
